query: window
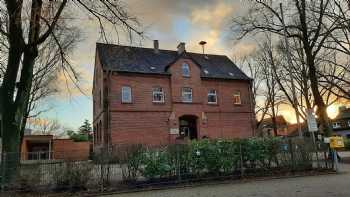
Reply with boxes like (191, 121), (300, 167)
(207, 89), (217, 104)
(233, 91), (241, 104)
(121, 86), (132, 103)
(333, 122), (341, 129)
(348, 120), (350, 127)
(152, 87), (165, 103)
(182, 63), (190, 77)
(182, 87), (192, 102)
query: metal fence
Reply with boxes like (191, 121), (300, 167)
(0, 138), (334, 194)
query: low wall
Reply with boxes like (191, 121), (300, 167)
(52, 139), (90, 161)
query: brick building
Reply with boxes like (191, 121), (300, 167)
(93, 41), (255, 149)
(21, 135), (90, 161)
(259, 115), (289, 137)
(331, 106), (350, 138)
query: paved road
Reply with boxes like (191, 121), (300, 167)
(105, 163), (350, 197)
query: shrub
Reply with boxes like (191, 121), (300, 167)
(190, 140), (241, 175)
(14, 164), (42, 191)
(117, 144), (145, 182)
(141, 149), (172, 179)
(344, 138), (350, 151)
(166, 144), (191, 176)
(53, 162), (92, 191)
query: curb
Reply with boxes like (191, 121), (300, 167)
(87, 171), (337, 197)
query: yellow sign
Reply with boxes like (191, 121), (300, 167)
(330, 136), (345, 149)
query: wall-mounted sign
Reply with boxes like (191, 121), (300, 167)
(169, 128), (179, 135)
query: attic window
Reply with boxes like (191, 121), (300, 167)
(203, 69), (209, 74)
(182, 63), (190, 77)
(228, 72), (234, 76)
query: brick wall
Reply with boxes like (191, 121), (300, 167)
(53, 139), (90, 161)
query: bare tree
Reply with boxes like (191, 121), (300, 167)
(233, 0), (350, 136)
(0, 0), (142, 181)
(238, 37), (285, 135)
(27, 118), (63, 136)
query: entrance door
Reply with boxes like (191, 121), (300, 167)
(179, 115), (198, 140)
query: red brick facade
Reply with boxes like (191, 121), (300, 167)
(21, 135), (90, 161)
(93, 46), (255, 149)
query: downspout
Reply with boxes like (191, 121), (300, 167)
(248, 80), (255, 136)
(107, 71), (112, 150)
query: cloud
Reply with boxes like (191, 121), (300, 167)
(55, 64), (92, 99)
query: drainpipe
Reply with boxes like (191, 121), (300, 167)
(107, 71), (112, 151)
(248, 80), (255, 136)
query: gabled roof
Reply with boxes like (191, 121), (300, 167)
(96, 43), (251, 80)
(260, 115), (288, 127)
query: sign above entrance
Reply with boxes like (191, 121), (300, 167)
(170, 128), (179, 135)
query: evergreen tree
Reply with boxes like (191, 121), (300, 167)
(79, 119), (92, 135)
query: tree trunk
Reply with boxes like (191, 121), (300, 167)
(307, 53), (332, 136)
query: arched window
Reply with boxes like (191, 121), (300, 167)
(182, 63), (190, 77)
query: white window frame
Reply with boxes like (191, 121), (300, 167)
(182, 87), (192, 103)
(121, 86), (132, 103)
(207, 89), (217, 104)
(152, 87), (165, 103)
(233, 91), (241, 105)
(182, 63), (190, 77)
(333, 122), (341, 129)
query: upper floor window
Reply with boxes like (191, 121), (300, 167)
(182, 63), (190, 77)
(121, 86), (132, 103)
(333, 122), (341, 129)
(182, 87), (192, 102)
(233, 91), (241, 105)
(153, 87), (165, 103)
(208, 89), (217, 104)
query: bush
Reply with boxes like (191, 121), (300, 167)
(344, 138), (350, 151)
(141, 149), (172, 179)
(189, 140), (241, 175)
(14, 164), (42, 191)
(116, 144), (145, 181)
(53, 162), (92, 191)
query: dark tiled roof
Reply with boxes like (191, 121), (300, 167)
(96, 43), (251, 80)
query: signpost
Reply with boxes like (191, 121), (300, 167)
(306, 109), (319, 167)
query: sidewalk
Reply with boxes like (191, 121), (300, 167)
(104, 163), (350, 197)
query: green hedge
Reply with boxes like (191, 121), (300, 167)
(116, 137), (317, 180)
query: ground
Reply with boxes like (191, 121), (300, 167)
(104, 152), (350, 197)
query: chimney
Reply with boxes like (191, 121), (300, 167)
(177, 42), (186, 54)
(153, 40), (159, 53)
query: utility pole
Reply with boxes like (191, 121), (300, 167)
(279, 3), (303, 138)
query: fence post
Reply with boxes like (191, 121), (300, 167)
(239, 143), (244, 178)
(1, 152), (5, 191)
(176, 144), (181, 182)
(288, 139), (295, 172)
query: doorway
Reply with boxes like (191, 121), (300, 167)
(179, 115), (198, 140)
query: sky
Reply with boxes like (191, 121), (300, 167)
(35, 0), (347, 130)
